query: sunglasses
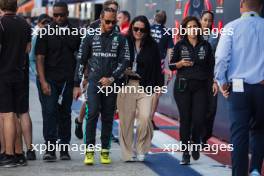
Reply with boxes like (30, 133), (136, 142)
(133, 27), (146, 33)
(104, 19), (117, 25)
(53, 13), (67, 18)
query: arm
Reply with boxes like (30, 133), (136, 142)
(29, 35), (37, 74)
(111, 37), (130, 80)
(154, 44), (164, 87)
(35, 32), (51, 96)
(169, 43), (188, 70)
(214, 25), (232, 87)
(99, 37), (130, 87)
(74, 34), (91, 88)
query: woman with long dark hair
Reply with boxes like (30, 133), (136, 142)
(169, 16), (214, 165)
(200, 10), (218, 145)
(117, 15), (164, 162)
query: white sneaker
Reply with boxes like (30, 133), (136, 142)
(137, 154), (145, 162)
(250, 169), (260, 176)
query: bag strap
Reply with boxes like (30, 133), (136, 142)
(0, 16), (4, 32)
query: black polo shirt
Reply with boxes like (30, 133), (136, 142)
(35, 22), (81, 82)
(0, 14), (31, 82)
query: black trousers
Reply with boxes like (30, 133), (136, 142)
(37, 79), (73, 145)
(227, 84), (264, 176)
(203, 80), (218, 142)
(85, 81), (117, 149)
(174, 79), (208, 151)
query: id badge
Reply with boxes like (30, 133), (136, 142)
(132, 61), (137, 72)
(232, 78), (244, 92)
(58, 95), (63, 105)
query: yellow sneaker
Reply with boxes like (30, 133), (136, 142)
(100, 149), (111, 164)
(84, 151), (94, 165)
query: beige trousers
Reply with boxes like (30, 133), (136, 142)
(117, 80), (154, 161)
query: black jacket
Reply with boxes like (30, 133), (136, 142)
(169, 37), (214, 80)
(74, 29), (130, 87)
(126, 37), (164, 88)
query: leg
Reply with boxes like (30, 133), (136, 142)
(20, 112), (33, 150)
(191, 85), (207, 145)
(0, 117), (5, 154)
(150, 93), (160, 130)
(79, 102), (86, 123)
(249, 84), (264, 173)
(100, 92), (117, 149)
(2, 113), (16, 155)
(227, 90), (251, 176)
(75, 101), (86, 139)
(37, 79), (60, 145)
(117, 91), (137, 161)
(85, 82), (100, 147)
(135, 93), (154, 155)
(58, 82), (74, 145)
(174, 88), (192, 152)
(0, 81), (16, 155)
(203, 81), (218, 142)
(14, 116), (23, 155)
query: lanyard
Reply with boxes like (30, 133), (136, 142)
(132, 44), (141, 72)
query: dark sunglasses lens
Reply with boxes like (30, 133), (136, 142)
(54, 13), (66, 17)
(133, 27), (145, 33)
(105, 20), (116, 25)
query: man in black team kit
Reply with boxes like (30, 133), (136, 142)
(0, 0), (31, 167)
(150, 10), (174, 130)
(35, 2), (81, 162)
(73, 7), (130, 165)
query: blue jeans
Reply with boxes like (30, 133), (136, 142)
(37, 78), (73, 145)
(227, 84), (264, 176)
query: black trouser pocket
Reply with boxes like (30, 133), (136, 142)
(175, 77), (188, 92)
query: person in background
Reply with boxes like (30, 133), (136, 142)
(215, 0), (264, 175)
(89, 0), (119, 29)
(35, 2), (81, 162)
(169, 16), (214, 165)
(150, 10), (174, 130)
(0, 8), (4, 161)
(117, 10), (130, 36)
(0, 0), (31, 167)
(29, 14), (50, 75)
(117, 15), (164, 162)
(200, 10), (218, 145)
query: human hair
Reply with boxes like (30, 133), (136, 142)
(241, 0), (262, 11)
(201, 10), (214, 30)
(100, 7), (117, 18)
(181, 16), (202, 38)
(103, 0), (119, 10)
(0, 0), (17, 12)
(53, 2), (68, 11)
(128, 15), (155, 48)
(119, 10), (131, 22)
(201, 10), (214, 21)
(154, 10), (167, 26)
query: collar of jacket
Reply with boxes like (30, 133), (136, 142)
(182, 35), (205, 48)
